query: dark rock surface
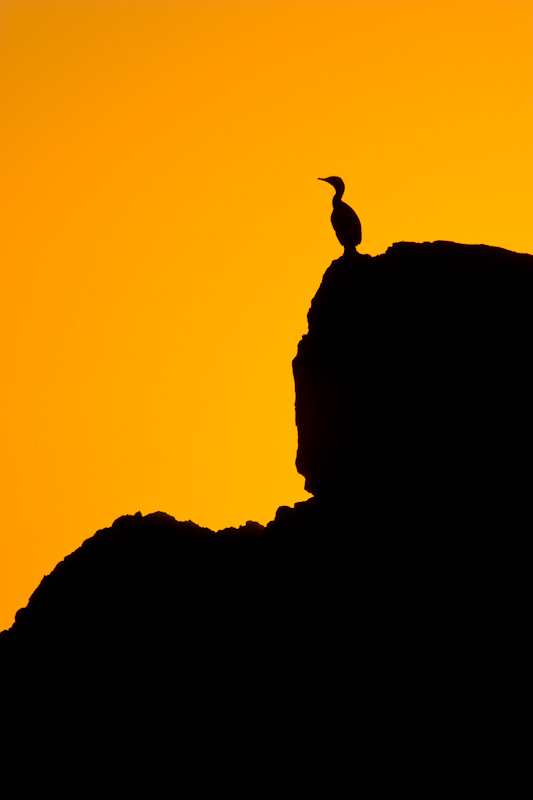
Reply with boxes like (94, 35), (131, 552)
(294, 241), (533, 531)
(2, 240), (531, 788)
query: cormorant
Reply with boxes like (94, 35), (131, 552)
(318, 176), (362, 252)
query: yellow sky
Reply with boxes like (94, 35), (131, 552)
(1, 0), (532, 631)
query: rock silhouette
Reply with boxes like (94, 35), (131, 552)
(2, 240), (531, 789)
(294, 241), (533, 530)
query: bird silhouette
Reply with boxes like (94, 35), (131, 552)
(319, 176), (362, 252)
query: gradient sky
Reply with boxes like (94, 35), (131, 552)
(1, 0), (532, 631)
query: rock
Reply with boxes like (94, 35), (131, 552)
(2, 240), (532, 787)
(293, 241), (533, 532)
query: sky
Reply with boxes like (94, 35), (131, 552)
(1, 0), (532, 632)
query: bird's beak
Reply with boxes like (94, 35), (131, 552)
(318, 178), (326, 181)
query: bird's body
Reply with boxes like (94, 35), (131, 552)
(319, 176), (361, 252)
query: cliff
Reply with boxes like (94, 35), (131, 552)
(2, 240), (531, 789)
(294, 241), (533, 530)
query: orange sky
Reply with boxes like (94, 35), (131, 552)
(1, 0), (532, 632)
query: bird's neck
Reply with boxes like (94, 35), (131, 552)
(332, 188), (344, 204)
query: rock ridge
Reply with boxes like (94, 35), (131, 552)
(2, 239), (532, 787)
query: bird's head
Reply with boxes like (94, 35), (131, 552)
(318, 176), (345, 197)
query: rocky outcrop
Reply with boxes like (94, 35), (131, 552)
(294, 241), (533, 531)
(2, 240), (532, 789)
